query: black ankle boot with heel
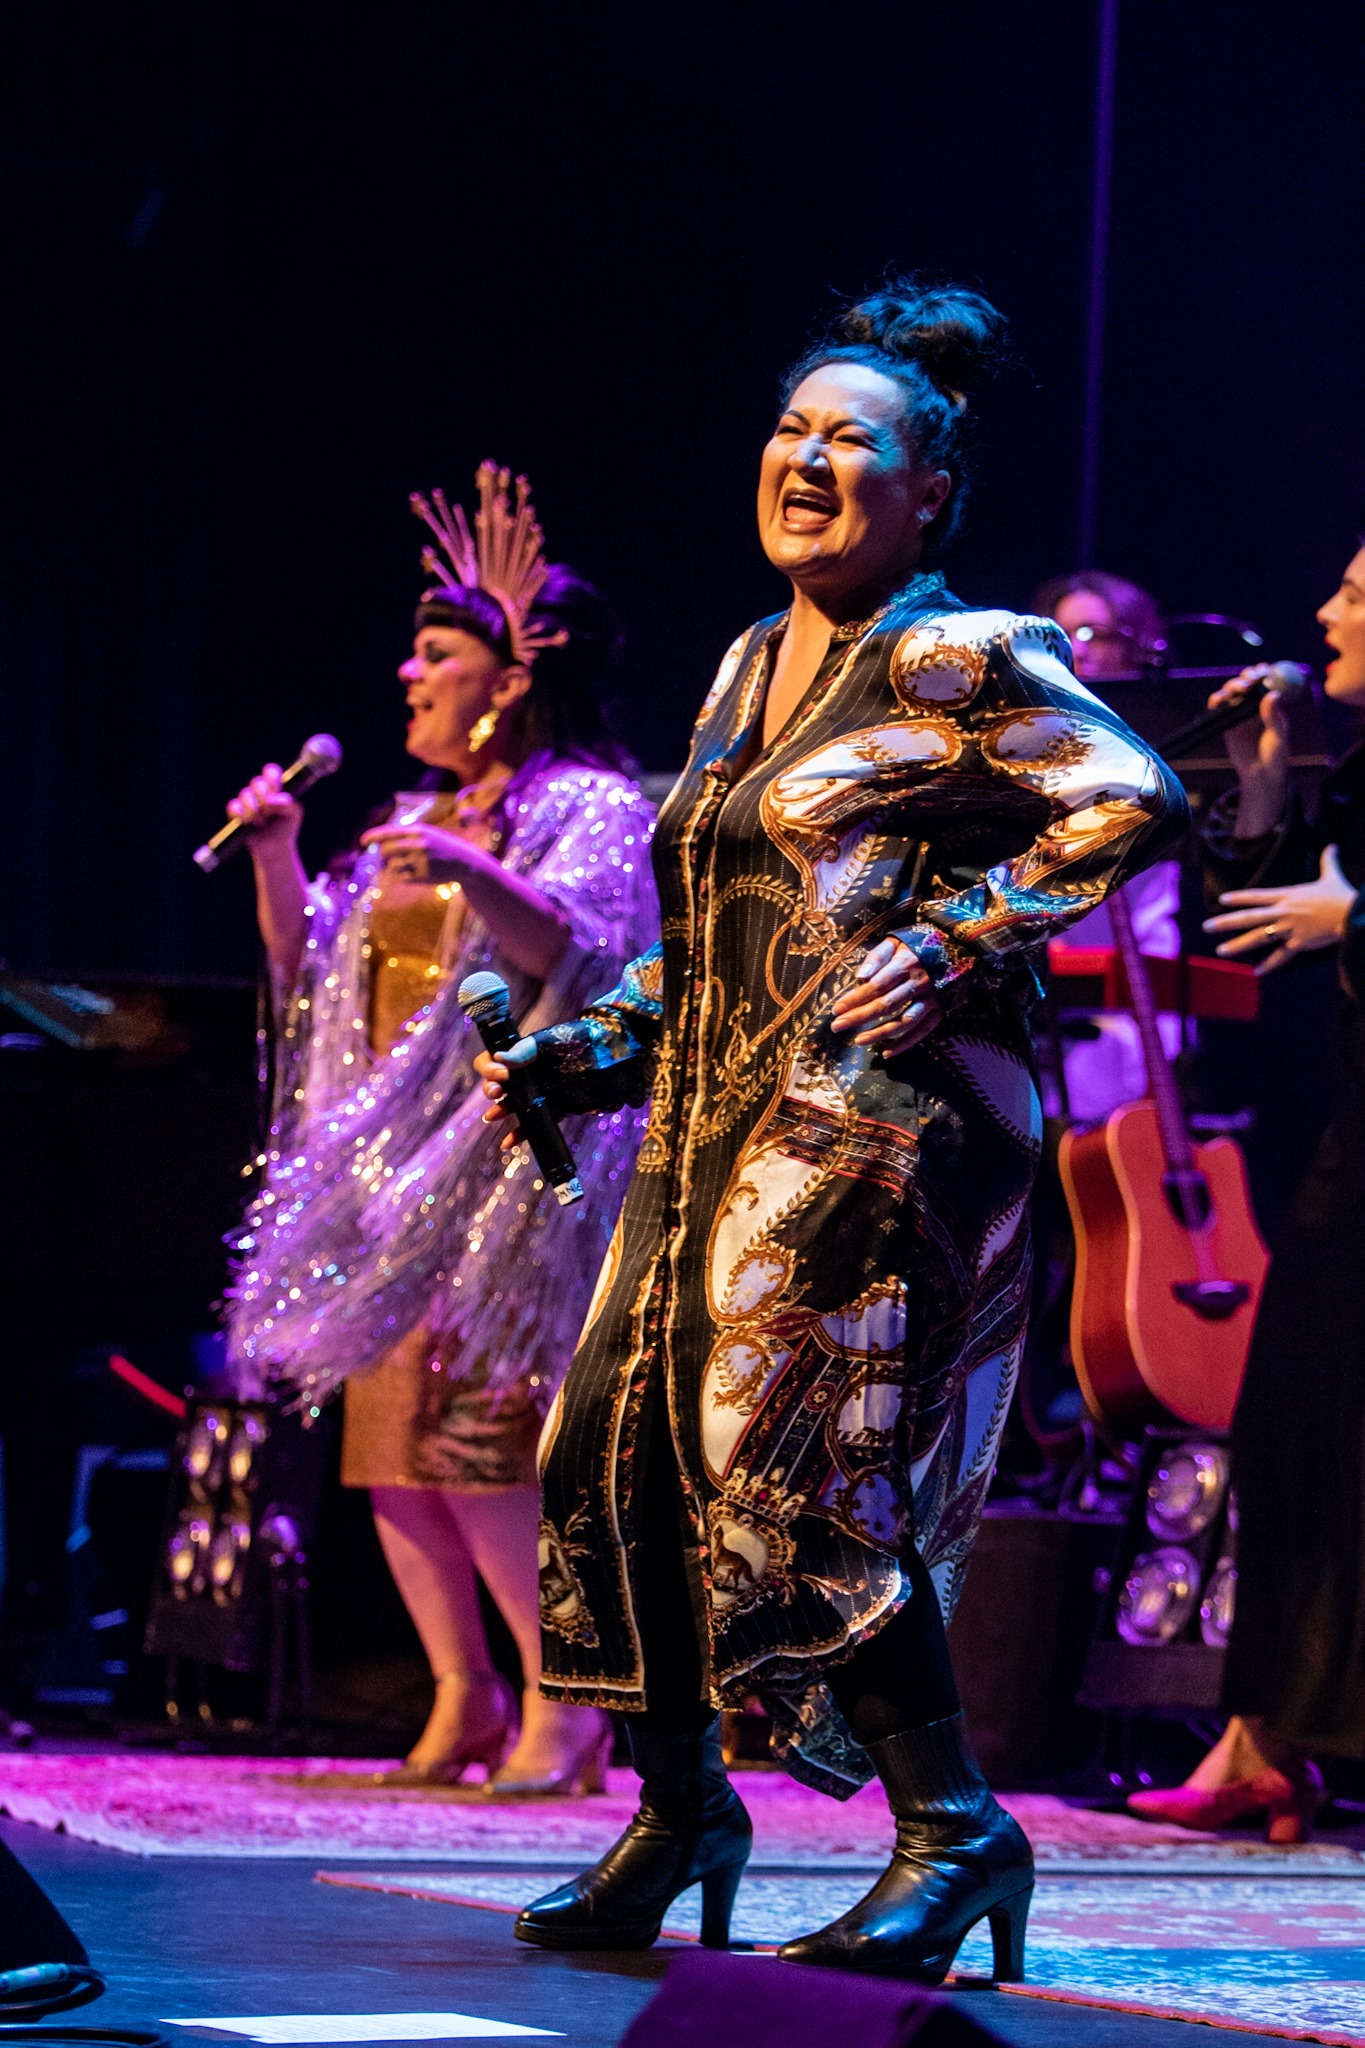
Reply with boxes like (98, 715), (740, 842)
(777, 1712), (1033, 1982)
(514, 1714), (752, 1951)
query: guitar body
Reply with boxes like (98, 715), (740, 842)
(1059, 1097), (1269, 1432)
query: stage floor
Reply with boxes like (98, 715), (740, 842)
(1, 1811), (1307, 2048)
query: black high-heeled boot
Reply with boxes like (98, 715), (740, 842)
(514, 1714), (752, 1951)
(778, 1713), (1033, 1982)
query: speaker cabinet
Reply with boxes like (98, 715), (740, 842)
(948, 1505), (1119, 1783)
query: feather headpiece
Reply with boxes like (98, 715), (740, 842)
(410, 462), (567, 667)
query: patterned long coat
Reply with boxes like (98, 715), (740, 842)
(531, 575), (1187, 1795)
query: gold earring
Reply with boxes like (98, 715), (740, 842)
(466, 708), (499, 754)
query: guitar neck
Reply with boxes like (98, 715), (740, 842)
(1108, 888), (1193, 1173)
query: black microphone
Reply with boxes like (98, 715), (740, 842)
(193, 733), (344, 872)
(1156, 662), (1310, 761)
(457, 971), (584, 1208)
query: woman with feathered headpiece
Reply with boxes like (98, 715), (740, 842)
(223, 465), (658, 1794)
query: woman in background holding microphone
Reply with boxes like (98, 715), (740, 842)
(222, 465), (657, 1792)
(1130, 543), (1365, 1836)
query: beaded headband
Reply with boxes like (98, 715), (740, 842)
(410, 462), (568, 668)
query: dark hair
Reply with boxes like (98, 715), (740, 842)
(782, 275), (1009, 550)
(414, 584), (512, 659)
(414, 562), (628, 770)
(1032, 570), (1167, 667)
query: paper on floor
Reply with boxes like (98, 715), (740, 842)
(168, 2017), (561, 2042)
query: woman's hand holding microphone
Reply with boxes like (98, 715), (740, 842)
(226, 764), (308, 981)
(475, 1039), (540, 1147)
(1209, 664), (1292, 843)
(1204, 665), (1355, 974)
(227, 764), (304, 859)
(473, 931), (945, 1135)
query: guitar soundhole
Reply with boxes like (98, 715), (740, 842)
(1161, 1169), (1212, 1230)
(1172, 1278), (1251, 1323)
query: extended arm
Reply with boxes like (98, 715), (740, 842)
(896, 616), (1188, 1001)
(229, 765), (309, 986)
(1200, 674), (1310, 899)
(471, 776), (664, 1121)
(476, 942), (665, 1124)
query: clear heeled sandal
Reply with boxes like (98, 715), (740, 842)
(367, 1670), (518, 1789)
(486, 1707), (615, 1798)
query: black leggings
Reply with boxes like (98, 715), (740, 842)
(634, 1385), (959, 1745)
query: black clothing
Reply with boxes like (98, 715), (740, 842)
(637, 1374), (963, 1743)
(774, 1713), (1034, 1982)
(1208, 742), (1365, 1752)
(514, 1716), (751, 1952)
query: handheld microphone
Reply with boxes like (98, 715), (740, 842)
(193, 733), (344, 872)
(457, 971), (585, 1207)
(1157, 662), (1310, 762)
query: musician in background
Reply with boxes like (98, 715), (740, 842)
(224, 469), (657, 1795)
(1129, 542), (1365, 1838)
(1032, 570), (1167, 684)
(1034, 573), (1183, 1123)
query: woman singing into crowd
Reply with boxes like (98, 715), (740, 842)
(225, 467), (657, 1794)
(478, 281), (1185, 1977)
(1129, 541), (1365, 1838)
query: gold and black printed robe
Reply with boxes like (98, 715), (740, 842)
(530, 574), (1187, 1795)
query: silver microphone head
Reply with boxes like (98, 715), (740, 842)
(299, 732), (343, 777)
(457, 971), (512, 1025)
(1263, 661), (1310, 700)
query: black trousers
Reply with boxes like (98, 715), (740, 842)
(1223, 1027), (1365, 1755)
(634, 1382), (959, 1745)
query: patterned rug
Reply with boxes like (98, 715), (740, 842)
(320, 1868), (1365, 2046)
(2, 1752), (1364, 1875)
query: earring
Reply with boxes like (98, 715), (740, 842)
(466, 708), (499, 755)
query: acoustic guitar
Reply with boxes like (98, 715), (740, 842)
(1057, 890), (1269, 1433)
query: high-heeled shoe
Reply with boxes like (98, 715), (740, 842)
(368, 1671), (518, 1788)
(514, 1714), (752, 1950)
(778, 1714), (1034, 1983)
(486, 1707), (614, 1798)
(1127, 1759), (1324, 1843)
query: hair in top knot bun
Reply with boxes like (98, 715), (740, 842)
(782, 274), (1009, 551)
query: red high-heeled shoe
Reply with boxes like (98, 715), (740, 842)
(1128, 1760), (1324, 1843)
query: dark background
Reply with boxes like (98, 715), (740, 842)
(0, 0), (1360, 1745)
(3, 0), (1363, 982)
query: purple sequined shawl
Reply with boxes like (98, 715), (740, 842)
(224, 759), (658, 1409)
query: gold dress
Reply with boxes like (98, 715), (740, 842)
(340, 791), (542, 1492)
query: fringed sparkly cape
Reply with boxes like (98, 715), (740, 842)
(225, 756), (658, 1409)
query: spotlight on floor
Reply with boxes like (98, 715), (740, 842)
(143, 1395), (325, 1726)
(1080, 1426), (1236, 1714)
